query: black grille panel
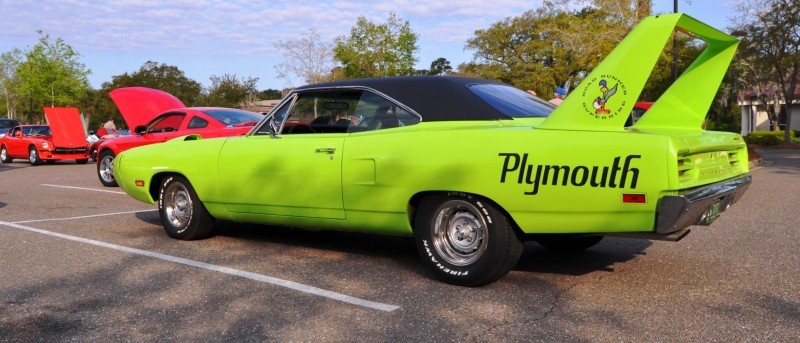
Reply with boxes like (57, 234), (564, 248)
(54, 147), (87, 154)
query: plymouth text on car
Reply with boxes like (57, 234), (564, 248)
(113, 14), (750, 286)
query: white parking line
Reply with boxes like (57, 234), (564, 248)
(41, 184), (127, 194)
(13, 210), (157, 224)
(0, 221), (400, 312)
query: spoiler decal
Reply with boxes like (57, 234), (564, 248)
(538, 13), (739, 132)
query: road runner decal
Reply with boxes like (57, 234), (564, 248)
(579, 75), (628, 120)
(499, 153), (641, 195)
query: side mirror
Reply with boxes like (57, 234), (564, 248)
(134, 125), (147, 134)
(14, 132), (22, 138)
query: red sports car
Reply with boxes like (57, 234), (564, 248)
(96, 87), (262, 186)
(0, 107), (90, 165)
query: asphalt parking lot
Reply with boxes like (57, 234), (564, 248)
(1, 149), (798, 342)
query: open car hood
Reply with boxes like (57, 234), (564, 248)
(109, 87), (185, 130)
(43, 107), (88, 148)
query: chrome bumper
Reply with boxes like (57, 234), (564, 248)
(655, 174), (752, 233)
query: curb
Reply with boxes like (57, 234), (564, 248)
(749, 158), (763, 169)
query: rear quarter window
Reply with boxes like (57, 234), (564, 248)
(468, 84), (554, 118)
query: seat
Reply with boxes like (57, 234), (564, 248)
(363, 106), (399, 131)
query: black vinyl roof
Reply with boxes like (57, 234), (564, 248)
(295, 76), (512, 121)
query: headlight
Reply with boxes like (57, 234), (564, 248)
(41, 142), (49, 150)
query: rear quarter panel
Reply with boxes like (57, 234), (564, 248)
(342, 122), (671, 234)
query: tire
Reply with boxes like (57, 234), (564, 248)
(28, 146), (41, 166)
(158, 175), (215, 240)
(414, 192), (523, 286)
(0, 146), (11, 163)
(536, 235), (604, 252)
(76, 159), (89, 164)
(97, 150), (117, 187)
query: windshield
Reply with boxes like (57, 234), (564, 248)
(468, 84), (554, 118)
(202, 109), (262, 126)
(23, 125), (51, 136)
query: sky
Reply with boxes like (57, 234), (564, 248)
(0, 0), (739, 92)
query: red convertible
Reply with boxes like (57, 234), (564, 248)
(0, 107), (90, 165)
(96, 87), (262, 186)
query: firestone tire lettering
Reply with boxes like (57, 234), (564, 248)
(158, 175), (215, 240)
(414, 193), (523, 286)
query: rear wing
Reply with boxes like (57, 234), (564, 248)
(538, 13), (739, 132)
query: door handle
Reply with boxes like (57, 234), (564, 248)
(315, 147), (336, 154)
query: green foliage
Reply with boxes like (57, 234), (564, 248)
(419, 58), (453, 76)
(0, 49), (24, 119)
(462, 0), (645, 95)
(14, 31), (91, 124)
(203, 74), (259, 108)
(333, 12), (419, 78)
(76, 61), (204, 129)
(101, 61), (202, 106)
(258, 89), (283, 100)
(745, 130), (794, 146)
(731, 0), (800, 143)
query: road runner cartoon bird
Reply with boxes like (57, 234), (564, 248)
(594, 79), (617, 114)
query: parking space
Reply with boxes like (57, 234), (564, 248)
(1, 153), (798, 341)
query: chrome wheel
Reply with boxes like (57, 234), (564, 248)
(431, 200), (488, 266)
(163, 181), (193, 230)
(0, 147), (8, 162)
(98, 151), (116, 186)
(158, 175), (214, 240)
(28, 147), (41, 165)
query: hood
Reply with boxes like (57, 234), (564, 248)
(109, 87), (185, 130)
(43, 107), (88, 148)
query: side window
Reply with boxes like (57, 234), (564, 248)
(254, 97), (293, 135)
(350, 92), (420, 132)
(291, 92), (360, 133)
(262, 90), (421, 135)
(187, 116), (209, 129)
(148, 113), (185, 133)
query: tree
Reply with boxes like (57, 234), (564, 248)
(79, 61), (203, 129)
(420, 57), (453, 76)
(333, 12), (419, 78)
(732, 0), (800, 142)
(0, 49), (23, 119)
(274, 29), (338, 87)
(15, 31), (91, 123)
(204, 74), (259, 108)
(462, 0), (647, 96)
(101, 61), (203, 106)
(258, 89), (283, 100)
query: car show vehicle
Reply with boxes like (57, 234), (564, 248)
(0, 107), (90, 165)
(96, 87), (262, 186)
(113, 14), (751, 286)
(89, 129), (131, 161)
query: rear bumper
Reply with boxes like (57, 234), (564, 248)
(655, 174), (752, 233)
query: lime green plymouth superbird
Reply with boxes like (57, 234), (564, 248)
(115, 13), (751, 286)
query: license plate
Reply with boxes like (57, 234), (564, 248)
(703, 200), (722, 224)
